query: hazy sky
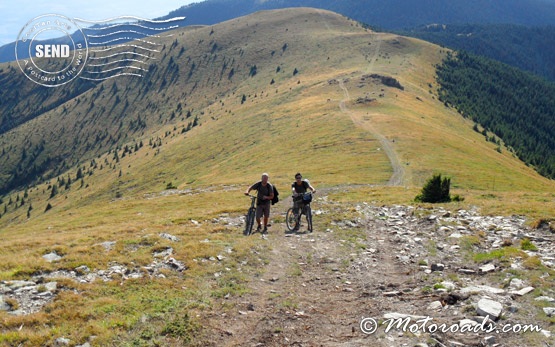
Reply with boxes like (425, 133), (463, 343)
(0, 0), (197, 46)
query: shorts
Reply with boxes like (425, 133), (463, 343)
(256, 202), (271, 219)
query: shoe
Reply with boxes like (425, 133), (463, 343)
(263, 226), (268, 234)
(256, 225), (261, 232)
(308, 228), (313, 233)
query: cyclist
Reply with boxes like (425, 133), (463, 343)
(291, 172), (316, 231)
(245, 173), (274, 233)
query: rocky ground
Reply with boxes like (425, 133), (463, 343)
(202, 196), (555, 347)
(2, 192), (555, 346)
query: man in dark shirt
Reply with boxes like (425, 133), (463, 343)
(291, 172), (316, 231)
(245, 173), (274, 233)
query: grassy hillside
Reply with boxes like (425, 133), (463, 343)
(0, 8), (554, 346)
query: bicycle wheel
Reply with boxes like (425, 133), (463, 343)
(305, 204), (313, 232)
(286, 208), (297, 231)
(244, 207), (256, 236)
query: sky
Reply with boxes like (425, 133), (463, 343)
(0, 0), (198, 46)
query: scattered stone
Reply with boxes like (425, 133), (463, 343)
(458, 268), (476, 275)
(383, 291), (401, 297)
(153, 247), (173, 257)
(76, 343), (91, 347)
(75, 265), (90, 274)
(460, 285), (505, 295)
(483, 336), (496, 346)
(6, 281), (36, 290)
(43, 252), (62, 262)
(543, 307), (555, 317)
(165, 258), (186, 272)
(509, 278), (525, 290)
(427, 301), (443, 311)
(479, 264), (496, 273)
(476, 298), (503, 320)
(541, 330), (552, 338)
(440, 281), (456, 291)
(98, 241), (116, 251)
(510, 286), (534, 296)
(535, 296), (555, 303)
(217, 255), (225, 261)
(431, 263), (445, 272)
(459, 319), (479, 328)
(55, 337), (71, 346)
(0, 295), (10, 311)
(45, 282), (57, 292)
(159, 233), (180, 242)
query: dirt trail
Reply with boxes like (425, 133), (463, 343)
(338, 79), (405, 186)
(203, 195), (419, 347)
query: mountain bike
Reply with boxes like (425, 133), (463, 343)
(244, 195), (257, 236)
(286, 192), (313, 232)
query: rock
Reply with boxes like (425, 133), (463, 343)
(44, 282), (57, 292)
(217, 255), (225, 261)
(98, 241), (116, 251)
(159, 233), (180, 242)
(543, 307), (555, 317)
(75, 265), (90, 274)
(476, 298), (503, 320)
(509, 278), (525, 290)
(383, 291), (401, 297)
(479, 264), (496, 273)
(510, 286), (534, 296)
(153, 247), (173, 257)
(535, 296), (555, 303)
(165, 258), (186, 272)
(459, 319), (479, 328)
(441, 292), (469, 305)
(6, 281), (36, 290)
(43, 252), (62, 262)
(427, 301), (443, 311)
(541, 330), (552, 338)
(431, 263), (445, 272)
(0, 295), (10, 311)
(440, 281), (456, 291)
(483, 336), (496, 346)
(76, 343), (91, 347)
(55, 337), (71, 346)
(460, 285), (505, 295)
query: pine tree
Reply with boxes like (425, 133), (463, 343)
(415, 174), (452, 203)
(50, 185), (58, 199)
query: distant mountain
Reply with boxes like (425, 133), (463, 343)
(161, 0), (555, 28)
(4, 0), (555, 63)
(403, 24), (555, 81)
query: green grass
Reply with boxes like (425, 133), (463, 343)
(472, 247), (526, 263)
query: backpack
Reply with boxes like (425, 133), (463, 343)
(271, 185), (279, 205)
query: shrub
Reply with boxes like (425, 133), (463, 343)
(415, 174), (453, 203)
